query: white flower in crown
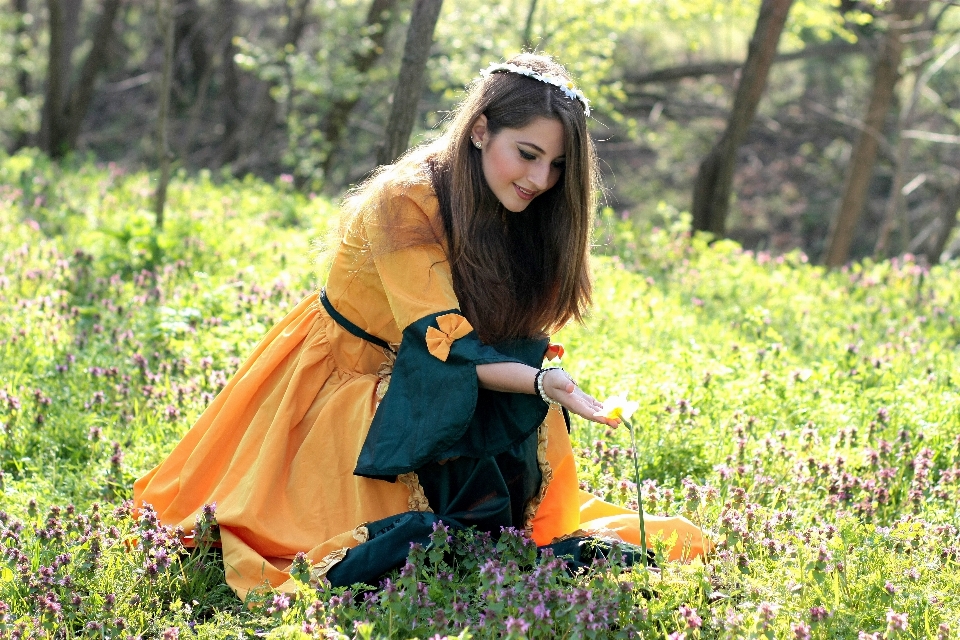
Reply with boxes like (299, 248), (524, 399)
(480, 62), (591, 117)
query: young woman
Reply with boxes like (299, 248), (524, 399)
(134, 54), (708, 599)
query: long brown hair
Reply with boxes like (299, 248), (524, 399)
(343, 53), (598, 343)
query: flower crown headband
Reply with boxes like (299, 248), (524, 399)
(480, 62), (591, 118)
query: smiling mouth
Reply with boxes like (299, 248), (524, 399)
(514, 184), (537, 200)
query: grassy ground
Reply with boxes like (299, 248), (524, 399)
(1, 149), (959, 639)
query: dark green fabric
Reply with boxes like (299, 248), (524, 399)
(325, 511), (464, 588)
(416, 423), (541, 530)
(319, 287), (394, 353)
(325, 518), (653, 588)
(540, 537), (655, 571)
(354, 310), (549, 480)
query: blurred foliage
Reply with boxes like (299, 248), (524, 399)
(0, 0), (957, 259)
(0, 7), (41, 141)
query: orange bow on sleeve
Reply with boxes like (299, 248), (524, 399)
(425, 313), (474, 362)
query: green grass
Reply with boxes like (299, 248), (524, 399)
(1, 149), (958, 638)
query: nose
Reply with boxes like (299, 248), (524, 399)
(528, 161), (551, 191)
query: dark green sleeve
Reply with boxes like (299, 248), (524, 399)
(353, 310), (549, 481)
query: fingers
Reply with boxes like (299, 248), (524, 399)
(540, 370), (621, 427)
(574, 388), (603, 413)
(560, 392), (621, 427)
(565, 395), (615, 426)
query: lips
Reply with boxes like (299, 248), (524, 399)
(513, 184), (537, 201)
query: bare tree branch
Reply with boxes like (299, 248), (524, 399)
(624, 40), (863, 86)
(901, 130), (960, 144)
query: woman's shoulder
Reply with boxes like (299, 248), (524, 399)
(378, 167), (439, 222)
(366, 166), (444, 239)
(361, 164), (445, 247)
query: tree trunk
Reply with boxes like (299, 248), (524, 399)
(216, 0), (242, 166)
(873, 92), (921, 258)
(40, 0), (68, 156)
(522, 0), (539, 51)
(63, 0), (123, 149)
(284, 0), (313, 45)
(154, 0), (176, 229)
(377, 0), (444, 167)
(320, 0), (400, 178)
(13, 0), (32, 97)
(179, 0), (229, 162)
(61, 0), (82, 68)
(233, 0), (315, 172)
(690, 0), (795, 236)
(175, 0), (210, 95)
(280, 0), (312, 123)
(221, 0), (315, 172)
(823, 0), (927, 268)
(40, 0), (123, 158)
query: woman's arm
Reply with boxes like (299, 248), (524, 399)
(476, 362), (618, 427)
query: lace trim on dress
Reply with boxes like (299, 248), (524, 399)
(523, 418), (553, 537)
(309, 524), (370, 586)
(549, 527), (624, 545)
(310, 548), (348, 586)
(353, 525), (370, 544)
(375, 344), (399, 405)
(397, 472), (434, 512)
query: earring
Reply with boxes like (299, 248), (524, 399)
(473, 140), (482, 149)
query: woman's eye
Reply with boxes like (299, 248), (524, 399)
(552, 161), (565, 170)
(519, 149), (536, 160)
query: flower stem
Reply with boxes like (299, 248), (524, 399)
(623, 417), (648, 569)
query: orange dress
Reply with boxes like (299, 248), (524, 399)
(133, 178), (708, 599)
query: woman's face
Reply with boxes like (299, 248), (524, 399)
(472, 115), (565, 213)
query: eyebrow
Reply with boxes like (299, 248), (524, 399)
(517, 141), (564, 159)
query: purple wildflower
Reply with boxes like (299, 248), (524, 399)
(679, 605), (702, 629)
(810, 605), (830, 622)
(505, 617), (530, 635)
(272, 594), (290, 612)
(886, 610), (908, 636)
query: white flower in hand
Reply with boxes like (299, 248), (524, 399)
(594, 394), (639, 423)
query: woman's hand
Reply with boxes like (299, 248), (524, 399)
(475, 361), (620, 427)
(541, 368), (619, 427)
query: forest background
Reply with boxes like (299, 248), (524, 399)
(1, 0), (959, 264)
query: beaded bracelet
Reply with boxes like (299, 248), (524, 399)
(535, 367), (563, 406)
